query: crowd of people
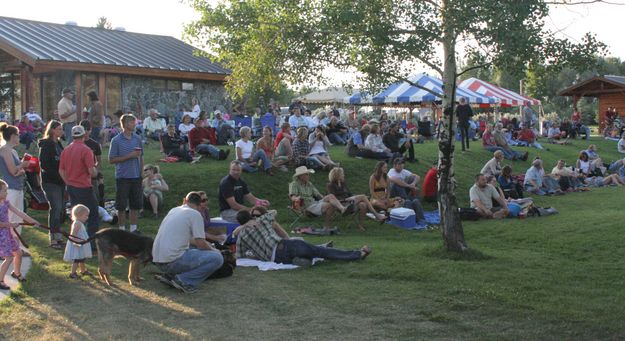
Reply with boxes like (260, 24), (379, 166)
(2, 92), (625, 294)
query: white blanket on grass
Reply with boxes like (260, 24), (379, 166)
(236, 258), (322, 271)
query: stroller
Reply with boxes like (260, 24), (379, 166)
(23, 155), (50, 212)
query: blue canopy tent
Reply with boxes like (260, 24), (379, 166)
(343, 91), (373, 105)
(372, 73), (498, 105)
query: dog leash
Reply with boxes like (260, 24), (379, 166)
(19, 222), (89, 244)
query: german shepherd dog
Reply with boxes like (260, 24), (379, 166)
(91, 228), (154, 286)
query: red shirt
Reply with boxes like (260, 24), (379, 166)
(274, 130), (291, 149)
(518, 128), (535, 143)
(59, 140), (95, 188)
(422, 166), (438, 199)
(482, 131), (497, 147)
(188, 127), (217, 150)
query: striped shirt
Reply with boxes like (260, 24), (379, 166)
(109, 132), (143, 179)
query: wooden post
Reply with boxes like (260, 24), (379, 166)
(19, 64), (33, 121)
(98, 73), (106, 116)
(74, 72), (82, 123)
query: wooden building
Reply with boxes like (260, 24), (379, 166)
(0, 16), (230, 122)
(558, 75), (625, 131)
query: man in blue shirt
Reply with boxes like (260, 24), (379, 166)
(109, 114), (143, 232)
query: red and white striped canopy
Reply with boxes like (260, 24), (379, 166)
(459, 78), (541, 107)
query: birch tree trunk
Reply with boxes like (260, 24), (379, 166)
(437, 1), (468, 252)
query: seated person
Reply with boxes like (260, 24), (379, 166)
(256, 126), (289, 171)
(421, 163), (438, 202)
(326, 116), (349, 145)
(365, 124), (394, 160)
(560, 118), (574, 139)
(387, 158), (425, 222)
(618, 133), (625, 154)
(292, 127), (324, 169)
(235, 207), (371, 266)
(551, 159), (585, 192)
(369, 161), (402, 212)
(576, 152), (624, 187)
(524, 159), (560, 195)
(289, 166), (356, 230)
(188, 120), (229, 160)
(585, 144), (605, 174)
(152, 192), (224, 294)
(274, 122), (294, 160)
(480, 150), (504, 178)
(162, 124), (200, 163)
(497, 165), (524, 199)
(143, 109), (166, 141)
(235, 126), (273, 175)
(470, 174), (509, 219)
(491, 123), (528, 161)
(17, 115), (35, 149)
(383, 122), (416, 163)
(547, 124), (569, 144)
(178, 114), (195, 141)
(327, 167), (387, 230)
(213, 111), (236, 145)
(142, 164), (168, 218)
(218, 161), (270, 222)
(517, 127), (543, 149)
(308, 126), (339, 170)
(197, 191), (227, 244)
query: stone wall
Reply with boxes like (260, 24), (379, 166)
(121, 76), (229, 119)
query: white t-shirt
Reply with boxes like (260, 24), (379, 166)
(191, 104), (201, 119)
(309, 139), (326, 155)
(152, 205), (205, 263)
(618, 138), (625, 154)
(178, 123), (195, 137)
(236, 139), (254, 159)
(388, 168), (413, 182)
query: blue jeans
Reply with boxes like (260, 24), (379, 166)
(306, 156), (325, 169)
(42, 182), (65, 242)
(196, 144), (220, 159)
(241, 150), (272, 172)
(329, 132), (347, 145)
(20, 132), (35, 149)
(63, 122), (75, 144)
(157, 249), (224, 288)
(484, 146), (523, 160)
(91, 126), (102, 144)
(389, 178), (425, 221)
(274, 239), (361, 263)
(66, 185), (99, 238)
(524, 184), (546, 196)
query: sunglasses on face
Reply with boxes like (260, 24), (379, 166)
(251, 212), (261, 218)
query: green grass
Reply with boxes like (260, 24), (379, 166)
(1, 136), (624, 340)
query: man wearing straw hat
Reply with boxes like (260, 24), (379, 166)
(288, 166), (355, 230)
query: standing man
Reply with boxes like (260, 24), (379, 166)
(87, 91), (104, 143)
(57, 88), (76, 144)
(455, 97), (473, 152)
(109, 114), (143, 233)
(218, 160), (270, 222)
(153, 192), (224, 294)
(59, 125), (99, 238)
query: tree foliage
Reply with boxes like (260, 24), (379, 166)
(95, 17), (113, 30)
(185, 0), (608, 251)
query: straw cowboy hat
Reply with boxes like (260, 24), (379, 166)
(293, 166), (315, 179)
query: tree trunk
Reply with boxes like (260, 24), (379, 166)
(437, 6), (468, 252)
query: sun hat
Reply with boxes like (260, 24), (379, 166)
(368, 118), (379, 124)
(71, 125), (86, 137)
(293, 166), (315, 179)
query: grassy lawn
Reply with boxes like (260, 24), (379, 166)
(0, 135), (624, 340)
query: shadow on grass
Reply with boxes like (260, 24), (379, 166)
(423, 245), (494, 262)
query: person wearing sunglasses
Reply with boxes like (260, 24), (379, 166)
(234, 207), (371, 267)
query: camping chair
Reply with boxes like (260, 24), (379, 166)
(260, 115), (278, 135)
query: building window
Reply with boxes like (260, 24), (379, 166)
(152, 79), (166, 89)
(182, 82), (194, 91)
(167, 80), (181, 91)
(106, 75), (121, 115)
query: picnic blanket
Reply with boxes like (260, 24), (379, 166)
(389, 210), (440, 230)
(236, 258), (322, 271)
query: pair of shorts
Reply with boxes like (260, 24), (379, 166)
(116, 178), (143, 210)
(306, 201), (325, 216)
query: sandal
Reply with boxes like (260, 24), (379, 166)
(10, 272), (26, 282)
(49, 243), (64, 250)
(0, 281), (9, 290)
(80, 270), (93, 276)
(360, 245), (372, 260)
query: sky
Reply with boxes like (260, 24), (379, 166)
(2, 0), (625, 86)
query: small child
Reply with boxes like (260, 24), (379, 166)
(63, 204), (93, 279)
(0, 180), (40, 290)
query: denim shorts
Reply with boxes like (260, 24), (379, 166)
(116, 178), (143, 210)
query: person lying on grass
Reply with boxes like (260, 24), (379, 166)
(469, 173), (509, 219)
(289, 166), (356, 231)
(234, 206), (371, 267)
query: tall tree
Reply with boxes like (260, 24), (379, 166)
(95, 17), (112, 30)
(185, 0), (607, 252)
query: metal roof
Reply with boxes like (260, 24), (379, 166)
(605, 75), (625, 86)
(0, 16), (230, 75)
(558, 75), (625, 97)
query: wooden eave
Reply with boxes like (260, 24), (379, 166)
(558, 76), (625, 97)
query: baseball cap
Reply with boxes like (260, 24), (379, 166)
(71, 125), (86, 137)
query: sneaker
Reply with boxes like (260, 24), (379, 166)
(170, 277), (198, 294)
(69, 273), (79, 279)
(278, 165), (288, 172)
(191, 156), (202, 164)
(291, 257), (313, 267)
(154, 274), (175, 287)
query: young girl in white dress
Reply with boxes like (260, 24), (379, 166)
(63, 204), (93, 279)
